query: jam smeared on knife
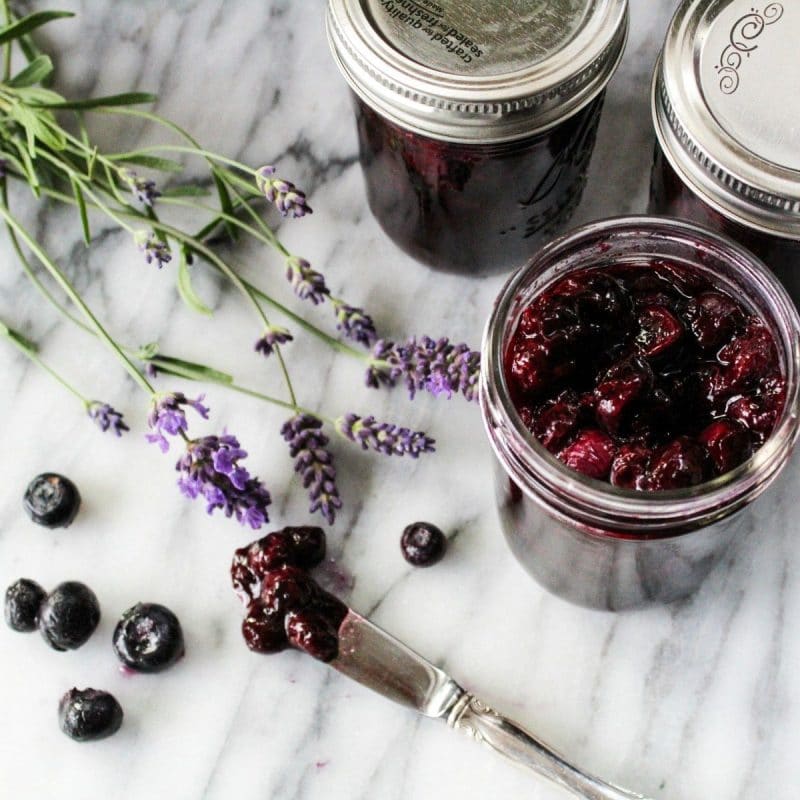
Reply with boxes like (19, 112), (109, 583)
(505, 261), (785, 489)
(232, 526), (347, 663)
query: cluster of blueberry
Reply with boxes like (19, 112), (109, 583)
(506, 261), (785, 489)
(4, 474), (185, 742)
(232, 522), (448, 662)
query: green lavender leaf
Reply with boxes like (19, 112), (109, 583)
(34, 91), (156, 110)
(16, 86), (66, 105)
(110, 153), (183, 173)
(212, 168), (238, 241)
(70, 177), (90, 245)
(0, 11), (74, 47)
(7, 54), (53, 87)
(161, 185), (211, 198)
(149, 355), (233, 385)
(177, 248), (213, 316)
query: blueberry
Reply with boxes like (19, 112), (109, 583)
(4, 578), (46, 632)
(112, 603), (184, 673)
(400, 522), (447, 567)
(285, 610), (339, 662)
(557, 429), (616, 481)
(38, 582), (100, 651)
(242, 600), (288, 654)
(261, 566), (317, 615)
(246, 532), (295, 576)
(284, 526), (326, 569)
(23, 473), (81, 528)
(58, 688), (123, 742)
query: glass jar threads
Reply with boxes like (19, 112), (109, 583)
(650, 1), (800, 303)
(327, 0), (629, 275)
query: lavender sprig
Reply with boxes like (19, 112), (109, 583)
(281, 414), (342, 525)
(176, 433), (272, 528)
(135, 230), (172, 268)
(331, 299), (378, 347)
(120, 169), (161, 207)
(256, 165), (312, 218)
(254, 327), (293, 358)
(87, 401), (129, 437)
(366, 336), (481, 402)
(146, 392), (209, 452)
(337, 414), (435, 458)
(285, 256), (329, 305)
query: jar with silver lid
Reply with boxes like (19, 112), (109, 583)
(650, 1), (800, 303)
(327, 0), (629, 276)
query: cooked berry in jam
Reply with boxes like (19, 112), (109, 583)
(505, 261), (785, 490)
(58, 688), (123, 742)
(38, 581), (100, 651)
(112, 603), (185, 673)
(232, 526), (347, 663)
(400, 522), (447, 567)
(23, 473), (81, 528)
(4, 578), (46, 632)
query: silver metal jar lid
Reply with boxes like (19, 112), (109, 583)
(653, 1), (800, 239)
(326, 0), (629, 143)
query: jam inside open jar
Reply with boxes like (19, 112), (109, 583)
(649, 0), (800, 304)
(327, 0), (628, 276)
(480, 217), (800, 610)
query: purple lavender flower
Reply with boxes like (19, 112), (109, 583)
(135, 230), (172, 269)
(254, 327), (293, 358)
(87, 402), (129, 437)
(120, 168), (161, 207)
(331, 299), (378, 347)
(336, 414), (435, 458)
(365, 336), (481, 402)
(146, 392), (209, 452)
(286, 256), (329, 305)
(280, 414), (342, 525)
(176, 433), (272, 529)
(256, 165), (313, 218)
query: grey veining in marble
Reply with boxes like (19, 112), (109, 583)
(1, 2), (798, 799)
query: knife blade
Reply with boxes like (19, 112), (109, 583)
(332, 610), (652, 800)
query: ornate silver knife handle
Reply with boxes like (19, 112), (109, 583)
(446, 690), (651, 800)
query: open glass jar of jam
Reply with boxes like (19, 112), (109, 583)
(327, 0), (628, 276)
(650, 1), (800, 304)
(480, 217), (800, 610)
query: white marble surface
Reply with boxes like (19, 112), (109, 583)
(1, 2), (798, 799)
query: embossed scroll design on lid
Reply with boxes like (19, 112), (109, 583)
(715, 3), (784, 95)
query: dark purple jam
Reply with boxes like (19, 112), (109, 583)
(232, 527), (347, 663)
(504, 260), (785, 490)
(649, 146), (800, 303)
(354, 93), (605, 275)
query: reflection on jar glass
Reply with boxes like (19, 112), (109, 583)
(327, 0), (629, 276)
(649, 0), (800, 304)
(480, 217), (800, 611)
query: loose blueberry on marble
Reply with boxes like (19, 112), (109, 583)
(23, 473), (81, 528)
(58, 688), (123, 742)
(38, 582), (100, 651)
(112, 603), (185, 673)
(4, 578), (46, 632)
(232, 526), (346, 663)
(506, 261), (784, 489)
(400, 522), (447, 567)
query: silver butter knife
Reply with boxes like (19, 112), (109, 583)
(333, 610), (652, 800)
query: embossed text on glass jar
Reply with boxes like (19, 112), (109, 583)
(480, 217), (800, 610)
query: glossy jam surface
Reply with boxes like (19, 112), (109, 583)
(649, 146), (800, 303)
(231, 527), (347, 663)
(505, 261), (785, 490)
(355, 94), (605, 275)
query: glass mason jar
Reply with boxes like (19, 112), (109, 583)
(327, 0), (629, 276)
(649, 0), (800, 304)
(480, 217), (800, 611)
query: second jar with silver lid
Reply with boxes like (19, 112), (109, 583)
(650, 0), (800, 304)
(327, 0), (629, 276)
